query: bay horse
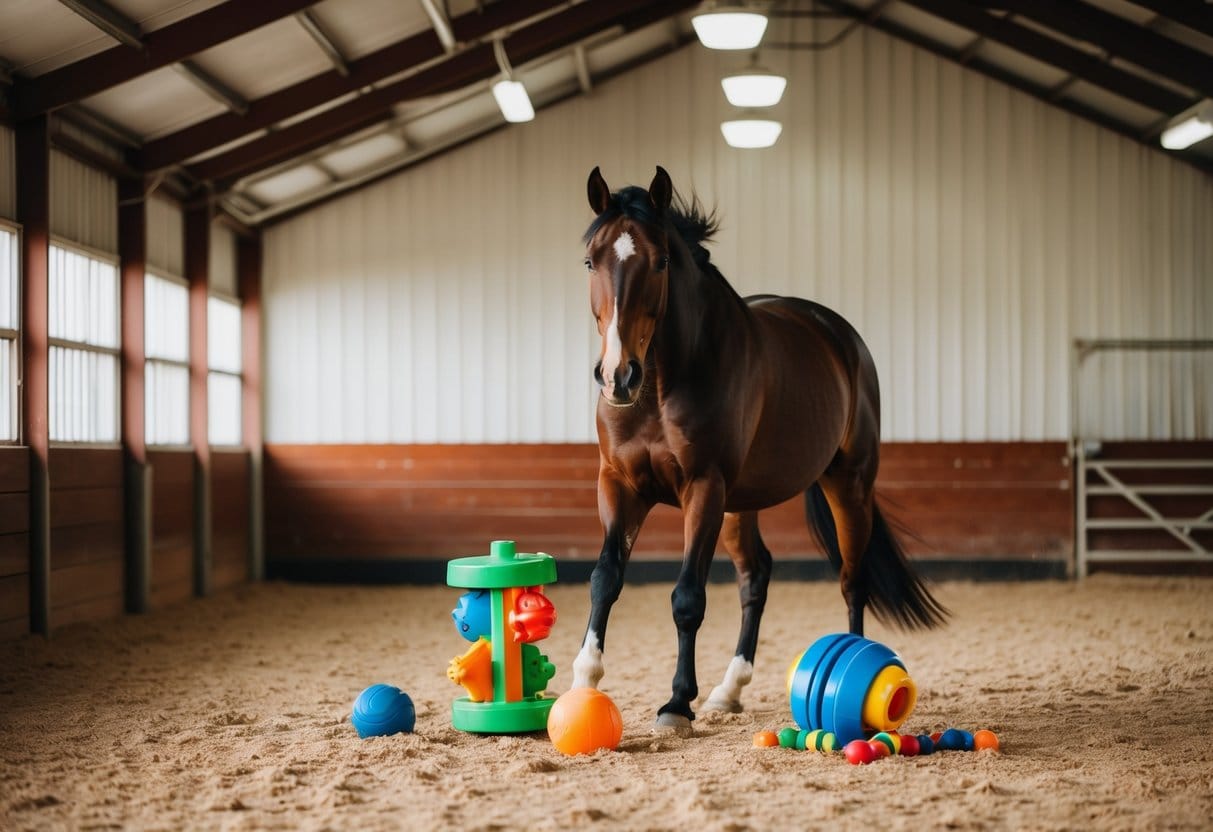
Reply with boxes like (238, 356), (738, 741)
(570, 166), (947, 736)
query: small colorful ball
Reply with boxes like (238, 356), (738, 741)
(351, 684), (415, 738)
(871, 731), (900, 755)
(844, 739), (876, 765)
(960, 730), (975, 751)
(777, 726), (800, 748)
(809, 730), (838, 753)
(916, 734), (935, 755)
(795, 730), (810, 750)
(899, 734), (920, 757)
(868, 740), (890, 759)
(547, 688), (623, 756)
(937, 728), (966, 751)
(973, 729), (1000, 752)
(753, 730), (779, 748)
(930, 731), (943, 744)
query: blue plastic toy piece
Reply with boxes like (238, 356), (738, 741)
(351, 683), (416, 738)
(451, 589), (493, 642)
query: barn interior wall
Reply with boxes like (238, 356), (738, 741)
(146, 194), (183, 277)
(263, 29), (1213, 446)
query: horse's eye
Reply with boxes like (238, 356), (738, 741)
(584, 258), (593, 271)
(656, 256), (669, 271)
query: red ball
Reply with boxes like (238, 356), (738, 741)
(844, 739), (876, 765)
(868, 740), (890, 759)
(547, 688), (623, 756)
(899, 734), (920, 757)
(931, 731), (943, 743)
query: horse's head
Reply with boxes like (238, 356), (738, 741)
(583, 166), (673, 407)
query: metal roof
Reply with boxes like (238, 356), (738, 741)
(1, 0), (1210, 228)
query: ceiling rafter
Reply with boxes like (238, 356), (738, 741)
(1122, 0), (1213, 40)
(986, 0), (1213, 103)
(187, 0), (696, 188)
(173, 60), (249, 116)
(900, 0), (1194, 114)
(294, 9), (350, 77)
(58, 0), (143, 49)
(136, 0), (568, 173)
(817, 0), (1213, 176)
(418, 0), (458, 54)
(9, 0), (319, 120)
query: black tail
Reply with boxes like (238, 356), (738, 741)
(805, 483), (948, 630)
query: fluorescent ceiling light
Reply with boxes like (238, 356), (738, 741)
(721, 67), (787, 108)
(721, 118), (782, 149)
(692, 4), (768, 50)
(492, 79), (535, 123)
(1160, 100), (1213, 150)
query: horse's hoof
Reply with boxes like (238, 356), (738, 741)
(652, 712), (694, 738)
(702, 693), (744, 714)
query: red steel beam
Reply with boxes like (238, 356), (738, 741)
(9, 0), (319, 120)
(187, 0), (696, 186)
(238, 234), (264, 581)
(138, 0), (566, 172)
(185, 203), (212, 597)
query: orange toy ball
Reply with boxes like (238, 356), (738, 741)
(973, 729), (1000, 752)
(547, 688), (624, 756)
(753, 731), (779, 748)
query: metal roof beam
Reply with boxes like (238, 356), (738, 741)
(136, 0), (568, 172)
(901, 0), (1193, 115)
(9, 0), (318, 119)
(186, 0), (697, 187)
(988, 0), (1213, 102)
(173, 61), (249, 116)
(294, 9), (350, 77)
(418, 0), (458, 53)
(1121, 1), (1213, 41)
(58, 0), (143, 49)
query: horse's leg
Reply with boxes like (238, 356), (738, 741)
(703, 511), (771, 713)
(655, 475), (726, 736)
(818, 457), (878, 636)
(571, 474), (650, 690)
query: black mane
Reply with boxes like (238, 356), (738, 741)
(583, 185), (721, 274)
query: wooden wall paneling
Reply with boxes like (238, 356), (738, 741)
(147, 450), (194, 609)
(47, 448), (124, 625)
(211, 450), (250, 590)
(120, 175), (150, 613)
(17, 114), (51, 635)
(238, 233), (263, 581)
(0, 447), (31, 638)
(185, 203), (211, 596)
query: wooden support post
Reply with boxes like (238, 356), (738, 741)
(185, 202), (211, 597)
(238, 233), (264, 581)
(119, 176), (151, 613)
(16, 116), (51, 636)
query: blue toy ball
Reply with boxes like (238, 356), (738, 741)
(451, 590), (493, 642)
(351, 684), (415, 738)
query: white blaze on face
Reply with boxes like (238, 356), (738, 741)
(600, 299), (622, 393)
(613, 230), (635, 262)
(571, 629), (605, 689)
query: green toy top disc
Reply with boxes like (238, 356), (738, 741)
(446, 540), (558, 588)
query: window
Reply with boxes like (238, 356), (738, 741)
(207, 296), (241, 446)
(0, 223), (18, 442)
(49, 242), (119, 443)
(145, 273), (189, 445)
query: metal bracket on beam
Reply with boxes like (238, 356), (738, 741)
(174, 61), (250, 116)
(58, 0), (143, 49)
(295, 9), (350, 77)
(419, 0), (458, 53)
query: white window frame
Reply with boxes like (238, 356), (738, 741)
(144, 269), (190, 449)
(207, 291), (243, 448)
(48, 236), (120, 447)
(0, 219), (20, 445)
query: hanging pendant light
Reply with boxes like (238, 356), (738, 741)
(721, 64), (787, 108)
(721, 115), (783, 149)
(691, 2), (769, 50)
(491, 38), (535, 123)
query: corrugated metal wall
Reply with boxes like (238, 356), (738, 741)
(146, 195), (183, 277)
(262, 29), (1213, 445)
(50, 150), (117, 255)
(0, 126), (13, 221)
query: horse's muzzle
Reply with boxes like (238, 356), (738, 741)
(594, 359), (643, 405)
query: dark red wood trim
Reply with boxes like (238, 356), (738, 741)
(185, 204), (211, 596)
(9, 0), (321, 119)
(17, 115), (51, 636)
(186, 0), (698, 185)
(238, 233), (263, 580)
(137, 0), (567, 172)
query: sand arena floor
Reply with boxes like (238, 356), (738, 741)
(2, 575), (1212, 831)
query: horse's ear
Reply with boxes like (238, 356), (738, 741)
(649, 166), (673, 216)
(587, 166), (611, 215)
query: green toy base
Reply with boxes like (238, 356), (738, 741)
(451, 696), (555, 734)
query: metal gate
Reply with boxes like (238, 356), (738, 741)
(1070, 339), (1213, 578)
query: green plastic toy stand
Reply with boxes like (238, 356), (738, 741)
(447, 540), (558, 734)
